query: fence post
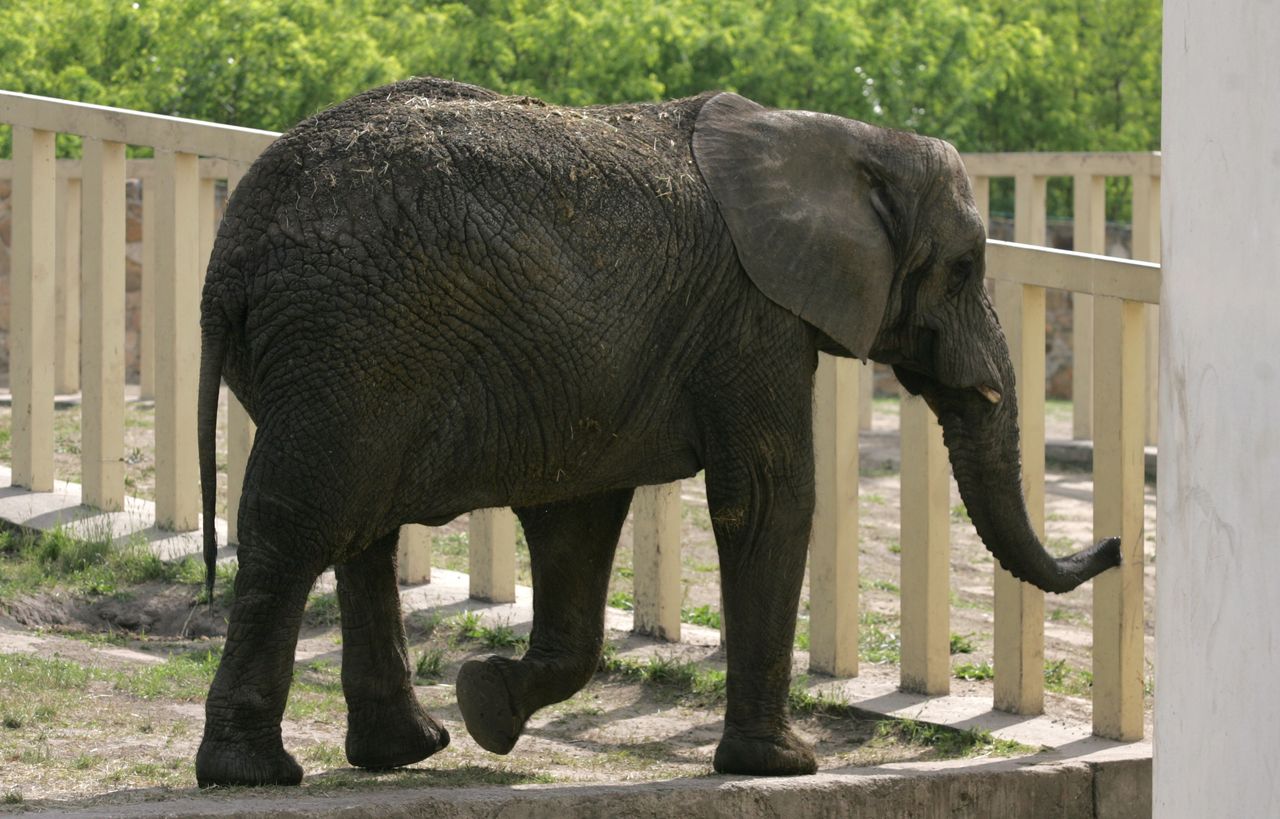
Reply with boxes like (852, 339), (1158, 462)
(858, 361), (874, 430)
(1132, 172), (1161, 446)
(1091, 295), (1147, 741)
(140, 172), (157, 400)
(632, 482), (682, 640)
(11, 126), (57, 492)
(154, 150), (201, 530)
(54, 174), (81, 395)
(992, 172), (1047, 715)
(81, 139), (128, 511)
(469, 508), (517, 603)
(808, 353), (859, 677)
(397, 524), (432, 585)
(970, 175), (991, 227)
(899, 392), (950, 694)
(199, 176), (216, 287)
(1072, 172), (1107, 440)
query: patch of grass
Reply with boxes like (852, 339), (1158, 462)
(477, 623), (527, 650)
(875, 718), (1032, 759)
(599, 652), (726, 704)
(0, 526), (192, 600)
(446, 611), (527, 651)
(415, 648), (447, 683)
(117, 648), (222, 701)
(954, 661), (995, 681)
(681, 604), (721, 629)
(862, 493), (887, 506)
(608, 590), (635, 611)
(305, 591), (342, 626)
(862, 578), (899, 594)
(794, 615), (810, 650)
(887, 540), (902, 555)
(71, 753), (101, 770)
(950, 504), (971, 524)
(949, 633), (977, 654)
(787, 676), (853, 716)
(861, 623), (900, 664)
(1043, 659), (1094, 697)
(2, 791), (22, 805)
(687, 561), (717, 573)
(614, 565), (634, 579)
(300, 742), (349, 769)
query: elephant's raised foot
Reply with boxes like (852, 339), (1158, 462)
(456, 656), (526, 754)
(195, 738), (304, 787)
(713, 727), (817, 776)
(346, 697), (451, 769)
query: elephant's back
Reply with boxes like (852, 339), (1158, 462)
(205, 81), (739, 467)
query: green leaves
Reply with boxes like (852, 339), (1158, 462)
(0, 0), (1160, 155)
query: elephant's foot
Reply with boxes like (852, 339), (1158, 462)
(713, 727), (817, 776)
(195, 736), (304, 787)
(456, 656), (527, 754)
(346, 695), (450, 769)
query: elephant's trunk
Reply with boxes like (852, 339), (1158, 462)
(926, 366), (1120, 594)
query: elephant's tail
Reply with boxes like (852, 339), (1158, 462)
(198, 320), (227, 606)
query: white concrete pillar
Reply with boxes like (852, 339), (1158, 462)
(1157, 2), (1280, 814)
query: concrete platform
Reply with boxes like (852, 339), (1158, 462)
(0, 468), (1151, 817)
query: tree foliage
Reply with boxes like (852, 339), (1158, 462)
(0, 0), (1160, 154)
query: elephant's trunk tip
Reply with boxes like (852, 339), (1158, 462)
(1010, 536), (1122, 594)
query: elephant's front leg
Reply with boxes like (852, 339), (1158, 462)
(705, 451), (818, 776)
(336, 530), (450, 769)
(456, 488), (633, 754)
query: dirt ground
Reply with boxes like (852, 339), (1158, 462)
(0, 393), (1157, 810)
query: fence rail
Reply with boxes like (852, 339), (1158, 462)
(0, 90), (1156, 742)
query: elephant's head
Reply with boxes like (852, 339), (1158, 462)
(693, 92), (1119, 593)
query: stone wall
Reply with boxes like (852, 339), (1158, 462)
(0, 188), (1131, 397)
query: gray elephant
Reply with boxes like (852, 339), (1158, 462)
(194, 77), (1119, 787)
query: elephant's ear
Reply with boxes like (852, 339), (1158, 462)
(693, 92), (896, 360)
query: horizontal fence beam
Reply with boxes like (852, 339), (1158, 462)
(0, 91), (278, 161)
(986, 240), (1161, 304)
(962, 151), (1161, 178)
(0, 157), (240, 181)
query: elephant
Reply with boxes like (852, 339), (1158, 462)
(193, 76), (1120, 787)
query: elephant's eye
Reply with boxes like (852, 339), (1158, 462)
(948, 257), (975, 296)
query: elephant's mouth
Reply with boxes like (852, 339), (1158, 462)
(892, 364), (1001, 415)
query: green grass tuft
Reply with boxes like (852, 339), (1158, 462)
(949, 633), (976, 654)
(954, 660), (995, 681)
(875, 718), (1031, 759)
(681, 604), (721, 629)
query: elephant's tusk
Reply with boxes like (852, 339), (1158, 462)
(976, 385), (1002, 404)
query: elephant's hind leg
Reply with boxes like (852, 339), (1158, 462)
(195, 503), (325, 787)
(336, 530), (450, 769)
(456, 488), (634, 754)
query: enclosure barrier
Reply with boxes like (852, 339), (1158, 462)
(0, 91), (1155, 740)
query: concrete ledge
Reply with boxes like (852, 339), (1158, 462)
(41, 757), (1150, 818)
